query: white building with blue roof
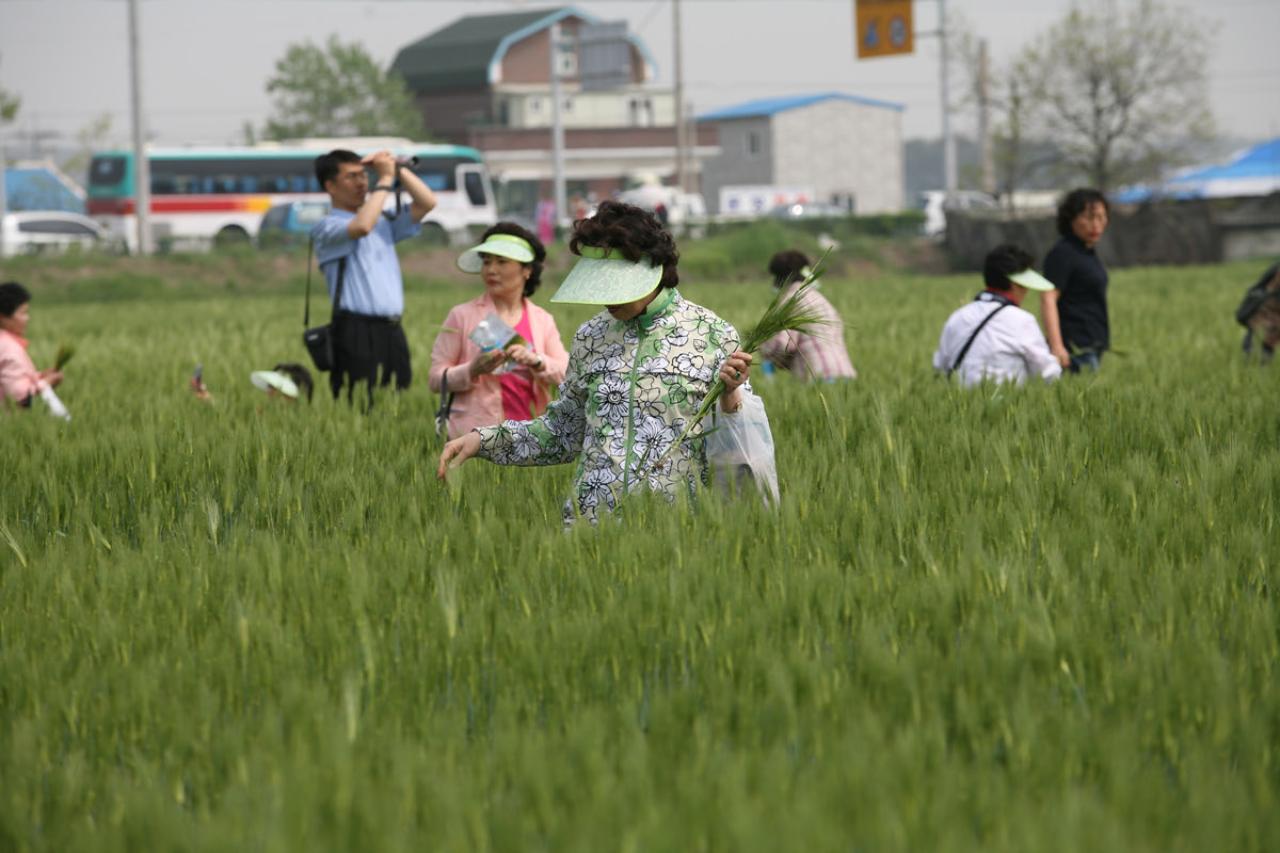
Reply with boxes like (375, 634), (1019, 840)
(698, 92), (904, 216)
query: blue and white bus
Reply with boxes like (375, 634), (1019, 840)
(87, 138), (496, 251)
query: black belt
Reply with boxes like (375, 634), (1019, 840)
(337, 310), (402, 326)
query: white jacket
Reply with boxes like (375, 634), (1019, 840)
(933, 292), (1062, 387)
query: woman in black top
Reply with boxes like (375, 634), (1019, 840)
(1041, 188), (1110, 372)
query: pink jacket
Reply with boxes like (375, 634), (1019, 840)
(428, 295), (570, 438)
(759, 281), (857, 381)
(0, 329), (40, 409)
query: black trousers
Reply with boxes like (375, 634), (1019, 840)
(330, 312), (411, 407)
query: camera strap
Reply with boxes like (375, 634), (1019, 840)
(948, 295), (1011, 378)
(394, 164), (404, 218)
(304, 237), (347, 327)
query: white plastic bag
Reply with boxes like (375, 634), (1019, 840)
(705, 389), (779, 506)
(38, 382), (71, 421)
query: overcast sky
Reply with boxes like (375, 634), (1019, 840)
(0, 0), (1277, 155)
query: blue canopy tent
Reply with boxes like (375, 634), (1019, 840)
(1114, 138), (1280, 204)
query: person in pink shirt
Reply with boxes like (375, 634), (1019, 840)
(759, 250), (858, 382)
(429, 223), (569, 438)
(0, 282), (64, 411)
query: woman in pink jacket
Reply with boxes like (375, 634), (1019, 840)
(1, 282), (64, 411)
(429, 223), (569, 438)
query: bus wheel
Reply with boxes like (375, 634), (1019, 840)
(213, 226), (251, 250)
(420, 223), (449, 246)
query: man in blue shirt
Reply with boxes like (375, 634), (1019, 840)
(311, 149), (437, 404)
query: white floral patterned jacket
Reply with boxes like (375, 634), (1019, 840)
(475, 289), (742, 524)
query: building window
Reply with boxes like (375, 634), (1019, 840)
(628, 98), (654, 127)
(746, 131), (761, 157)
(528, 97), (542, 113)
(557, 50), (577, 77)
(563, 97), (574, 113)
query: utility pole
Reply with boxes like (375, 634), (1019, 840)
(0, 136), (7, 259)
(549, 22), (568, 230)
(128, 0), (152, 255)
(673, 0), (687, 193)
(939, 0), (956, 196)
(977, 38), (994, 195)
(683, 102), (696, 196)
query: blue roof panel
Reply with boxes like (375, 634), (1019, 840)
(1113, 137), (1280, 202)
(697, 91), (905, 122)
(1176, 138), (1280, 182)
(4, 167), (85, 213)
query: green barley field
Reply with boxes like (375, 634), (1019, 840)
(1, 244), (1276, 852)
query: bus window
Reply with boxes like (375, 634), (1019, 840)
(413, 158), (461, 192)
(463, 170), (488, 206)
(89, 155), (127, 187)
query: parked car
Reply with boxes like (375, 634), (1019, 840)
(1, 211), (110, 257)
(768, 201), (851, 220)
(257, 200), (331, 249)
(617, 185), (707, 228)
(258, 199), (460, 248)
(918, 190), (1000, 238)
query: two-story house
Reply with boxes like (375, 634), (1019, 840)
(390, 6), (717, 216)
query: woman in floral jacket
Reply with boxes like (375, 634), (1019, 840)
(437, 201), (753, 524)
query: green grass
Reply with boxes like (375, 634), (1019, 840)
(0, 253), (1276, 852)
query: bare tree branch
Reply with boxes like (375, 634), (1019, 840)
(1023, 0), (1216, 190)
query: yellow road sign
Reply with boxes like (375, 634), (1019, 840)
(855, 0), (914, 59)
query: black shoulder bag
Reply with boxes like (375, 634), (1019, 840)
(1236, 262), (1280, 327)
(947, 299), (1010, 378)
(302, 238), (347, 373)
(434, 370), (454, 438)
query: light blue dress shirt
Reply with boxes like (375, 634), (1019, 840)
(311, 208), (422, 317)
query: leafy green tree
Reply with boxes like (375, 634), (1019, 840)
(1, 55), (20, 125)
(0, 88), (17, 125)
(1022, 0), (1215, 191)
(61, 113), (115, 179)
(262, 36), (424, 141)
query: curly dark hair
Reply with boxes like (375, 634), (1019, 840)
(767, 250), (811, 288)
(1056, 188), (1110, 237)
(569, 200), (679, 290)
(0, 282), (31, 317)
(983, 244), (1036, 291)
(479, 221), (547, 296)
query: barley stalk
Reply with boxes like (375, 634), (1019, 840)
(646, 247), (834, 473)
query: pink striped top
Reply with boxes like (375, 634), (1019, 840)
(759, 281), (857, 381)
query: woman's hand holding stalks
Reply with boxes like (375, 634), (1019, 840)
(717, 350), (752, 413)
(505, 344), (544, 371)
(469, 349), (507, 379)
